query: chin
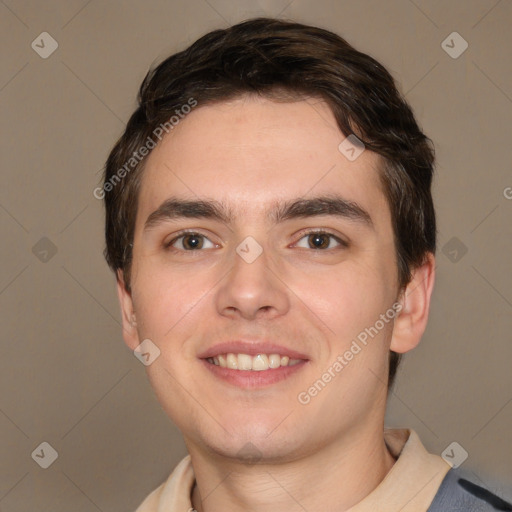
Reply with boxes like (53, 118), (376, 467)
(207, 436), (304, 465)
(187, 418), (301, 461)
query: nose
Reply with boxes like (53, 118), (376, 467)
(215, 238), (291, 321)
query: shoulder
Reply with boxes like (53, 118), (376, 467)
(134, 455), (194, 512)
(134, 481), (165, 512)
(427, 468), (512, 511)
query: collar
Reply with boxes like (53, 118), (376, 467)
(135, 428), (451, 512)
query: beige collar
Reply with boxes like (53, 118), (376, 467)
(135, 429), (451, 512)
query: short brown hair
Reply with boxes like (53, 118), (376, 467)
(102, 17), (436, 389)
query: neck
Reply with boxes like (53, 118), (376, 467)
(189, 424), (396, 512)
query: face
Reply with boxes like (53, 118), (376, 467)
(118, 95), (420, 463)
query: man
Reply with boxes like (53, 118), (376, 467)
(101, 18), (511, 512)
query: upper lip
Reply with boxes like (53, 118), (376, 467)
(198, 341), (309, 360)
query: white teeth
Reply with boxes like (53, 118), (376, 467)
(252, 354), (269, 371)
(226, 353), (237, 369)
(208, 353), (303, 371)
(268, 354), (281, 368)
(237, 353), (253, 370)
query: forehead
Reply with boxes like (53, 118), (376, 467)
(136, 96), (389, 229)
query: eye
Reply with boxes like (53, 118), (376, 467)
(165, 231), (217, 251)
(294, 230), (347, 250)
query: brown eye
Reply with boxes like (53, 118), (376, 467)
(182, 234), (203, 249)
(308, 233), (330, 249)
(295, 230), (346, 250)
(166, 232), (215, 251)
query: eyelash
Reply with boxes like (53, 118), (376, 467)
(295, 229), (348, 250)
(163, 229), (348, 252)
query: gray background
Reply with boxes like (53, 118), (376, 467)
(1, 0), (511, 510)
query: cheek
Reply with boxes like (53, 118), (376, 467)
(130, 261), (214, 341)
(307, 261), (393, 336)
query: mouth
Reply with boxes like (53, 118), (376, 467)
(199, 343), (309, 389)
(205, 353), (303, 371)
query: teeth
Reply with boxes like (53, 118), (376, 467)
(226, 353), (237, 369)
(252, 354), (269, 371)
(268, 354), (281, 368)
(208, 353), (302, 371)
(238, 353), (252, 370)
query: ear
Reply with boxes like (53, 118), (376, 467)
(390, 253), (435, 354)
(116, 269), (141, 351)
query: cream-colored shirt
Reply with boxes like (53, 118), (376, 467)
(135, 429), (451, 512)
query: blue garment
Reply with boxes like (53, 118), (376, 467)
(427, 468), (512, 511)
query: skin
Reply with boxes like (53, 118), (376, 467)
(117, 95), (435, 512)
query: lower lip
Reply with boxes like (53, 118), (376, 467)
(200, 359), (308, 388)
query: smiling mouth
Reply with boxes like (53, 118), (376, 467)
(205, 353), (303, 371)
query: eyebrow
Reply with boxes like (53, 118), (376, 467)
(143, 195), (374, 232)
